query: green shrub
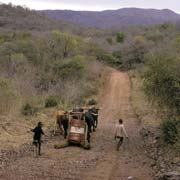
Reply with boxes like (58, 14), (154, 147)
(106, 37), (113, 45)
(143, 53), (180, 114)
(87, 98), (97, 105)
(96, 51), (121, 66)
(54, 56), (85, 80)
(21, 103), (38, 116)
(116, 32), (126, 43)
(0, 78), (17, 114)
(16, 39), (39, 65)
(145, 30), (163, 43)
(172, 35), (180, 50)
(112, 51), (121, 60)
(162, 118), (180, 144)
(45, 96), (58, 108)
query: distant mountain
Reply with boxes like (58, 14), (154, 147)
(0, 4), (87, 34)
(39, 8), (180, 29)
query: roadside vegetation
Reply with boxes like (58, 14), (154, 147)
(89, 22), (180, 159)
(0, 30), (104, 115)
(0, 4), (107, 131)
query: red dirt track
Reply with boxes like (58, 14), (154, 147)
(0, 69), (153, 180)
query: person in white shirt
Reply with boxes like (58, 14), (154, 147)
(114, 119), (128, 151)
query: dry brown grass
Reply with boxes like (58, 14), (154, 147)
(0, 107), (57, 151)
(0, 63), (108, 152)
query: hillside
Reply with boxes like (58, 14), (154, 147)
(0, 3), (89, 34)
(0, 3), (104, 143)
(39, 8), (180, 29)
(0, 4), (57, 30)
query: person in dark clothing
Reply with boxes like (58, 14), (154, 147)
(61, 112), (69, 139)
(87, 130), (91, 144)
(84, 110), (94, 133)
(88, 109), (96, 132)
(32, 122), (44, 156)
(90, 107), (99, 128)
(84, 110), (95, 143)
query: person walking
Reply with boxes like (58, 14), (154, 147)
(114, 119), (128, 151)
(84, 110), (94, 143)
(31, 122), (44, 156)
(84, 110), (94, 133)
(90, 107), (99, 128)
(61, 112), (69, 139)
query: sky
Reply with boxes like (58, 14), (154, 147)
(0, 0), (180, 13)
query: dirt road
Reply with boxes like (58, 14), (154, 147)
(0, 69), (153, 180)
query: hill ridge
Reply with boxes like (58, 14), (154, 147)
(39, 8), (180, 29)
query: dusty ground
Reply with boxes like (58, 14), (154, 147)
(0, 69), (154, 180)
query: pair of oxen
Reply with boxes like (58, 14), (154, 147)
(55, 107), (99, 140)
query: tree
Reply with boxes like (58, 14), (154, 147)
(10, 53), (28, 76)
(0, 42), (17, 62)
(116, 32), (126, 43)
(106, 37), (113, 45)
(48, 31), (79, 60)
(0, 78), (17, 114)
(172, 35), (180, 51)
(118, 36), (148, 69)
(53, 55), (85, 80)
(145, 30), (163, 44)
(143, 52), (180, 115)
(96, 50), (121, 66)
(0, 34), (5, 45)
(0, 42), (18, 75)
(35, 37), (48, 64)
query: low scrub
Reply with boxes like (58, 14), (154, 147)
(161, 118), (180, 145)
(143, 52), (180, 115)
(87, 98), (97, 106)
(45, 96), (58, 108)
(21, 103), (38, 116)
(96, 50), (121, 66)
(0, 78), (17, 114)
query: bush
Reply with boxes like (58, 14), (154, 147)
(21, 103), (38, 116)
(0, 78), (17, 114)
(96, 50), (121, 66)
(143, 53), (180, 114)
(145, 30), (163, 43)
(162, 118), (180, 144)
(106, 37), (113, 45)
(87, 98), (97, 105)
(45, 96), (58, 108)
(54, 56), (85, 80)
(116, 32), (126, 43)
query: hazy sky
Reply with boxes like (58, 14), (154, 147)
(1, 0), (180, 13)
